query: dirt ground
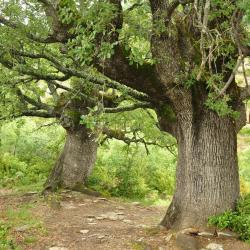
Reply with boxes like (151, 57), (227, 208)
(0, 189), (250, 250)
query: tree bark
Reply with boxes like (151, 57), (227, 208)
(43, 126), (97, 192)
(160, 107), (240, 230)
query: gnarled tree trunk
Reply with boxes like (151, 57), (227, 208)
(43, 126), (97, 192)
(160, 107), (241, 230)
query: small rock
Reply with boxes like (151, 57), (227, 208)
(88, 223), (97, 225)
(14, 225), (30, 232)
(23, 191), (38, 196)
(80, 230), (89, 234)
(97, 198), (108, 201)
(116, 212), (125, 215)
(131, 202), (140, 206)
(206, 243), (224, 250)
(164, 233), (173, 242)
(198, 232), (214, 237)
(97, 235), (106, 239)
(87, 218), (94, 222)
(123, 219), (133, 224)
(61, 203), (76, 209)
(49, 247), (68, 250)
(137, 237), (144, 242)
(218, 232), (236, 238)
(81, 237), (86, 241)
(96, 216), (105, 220)
(100, 212), (124, 221)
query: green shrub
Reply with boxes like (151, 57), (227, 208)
(208, 194), (250, 242)
(0, 118), (65, 188)
(87, 141), (176, 199)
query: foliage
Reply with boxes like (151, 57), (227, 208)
(209, 194), (250, 242)
(0, 118), (65, 188)
(87, 141), (176, 199)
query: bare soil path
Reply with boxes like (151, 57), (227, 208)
(0, 189), (249, 250)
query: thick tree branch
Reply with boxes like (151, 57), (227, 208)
(21, 110), (56, 118)
(102, 127), (176, 155)
(217, 58), (243, 97)
(16, 89), (52, 111)
(7, 48), (150, 102)
(104, 102), (152, 113)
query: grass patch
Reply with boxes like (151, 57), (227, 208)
(0, 203), (46, 249)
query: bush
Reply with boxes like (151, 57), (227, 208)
(87, 141), (176, 199)
(0, 153), (51, 187)
(208, 194), (250, 242)
(0, 118), (65, 188)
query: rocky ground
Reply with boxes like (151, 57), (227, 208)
(0, 189), (250, 250)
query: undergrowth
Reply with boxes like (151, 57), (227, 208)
(209, 194), (250, 243)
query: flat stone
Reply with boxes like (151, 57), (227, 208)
(198, 232), (214, 237)
(131, 202), (140, 206)
(96, 216), (105, 220)
(97, 235), (106, 239)
(61, 203), (76, 209)
(80, 230), (89, 234)
(100, 212), (125, 221)
(123, 219), (132, 224)
(218, 232), (237, 238)
(206, 243), (224, 250)
(116, 212), (125, 215)
(14, 225), (30, 232)
(164, 233), (173, 242)
(87, 218), (94, 222)
(97, 198), (108, 201)
(23, 191), (38, 196)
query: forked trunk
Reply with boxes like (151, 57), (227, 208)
(44, 126), (97, 192)
(161, 109), (240, 230)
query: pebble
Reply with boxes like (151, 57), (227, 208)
(206, 243), (224, 250)
(198, 232), (214, 237)
(80, 230), (89, 234)
(14, 225), (30, 232)
(123, 219), (133, 224)
(131, 202), (140, 206)
(164, 233), (173, 242)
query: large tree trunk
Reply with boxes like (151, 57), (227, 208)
(161, 108), (240, 230)
(43, 126), (97, 192)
